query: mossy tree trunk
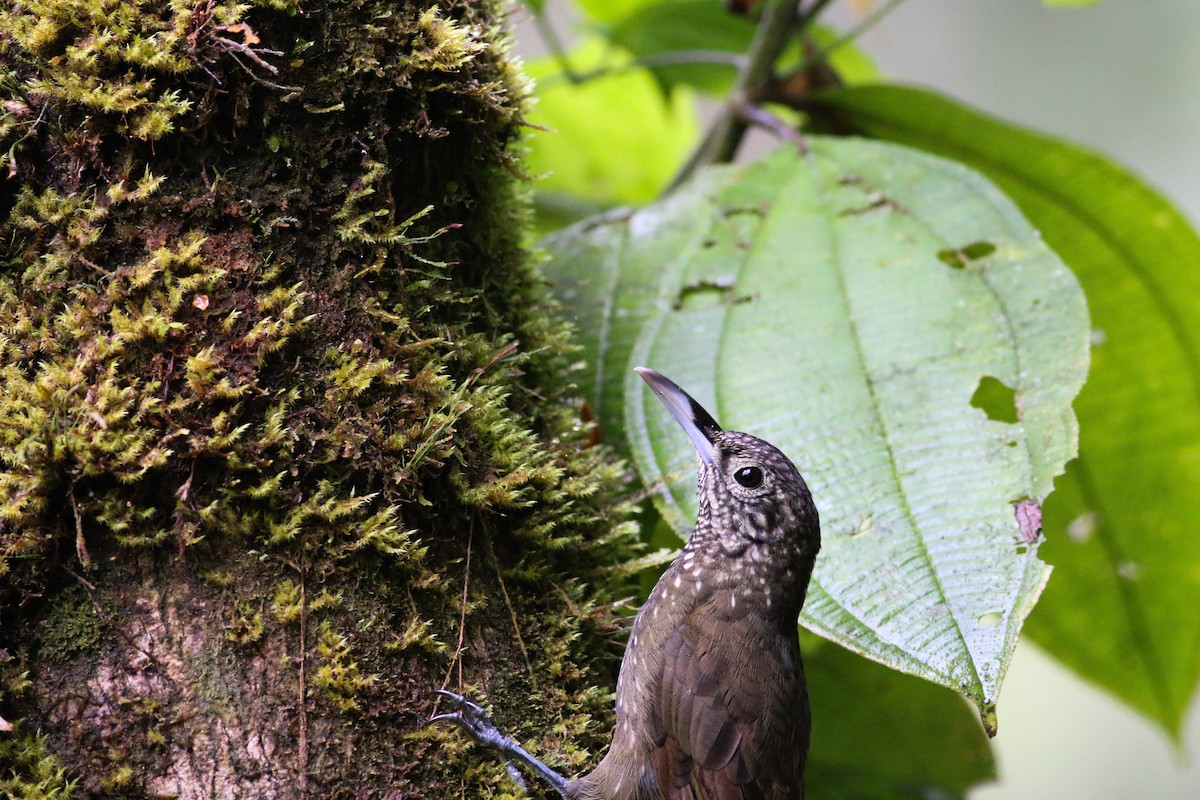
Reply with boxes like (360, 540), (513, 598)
(0, 1), (638, 796)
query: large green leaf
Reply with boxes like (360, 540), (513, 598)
(808, 84), (1200, 738)
(543, 138), (1089, 724)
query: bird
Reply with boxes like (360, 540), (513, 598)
(433, 367), (821, 799)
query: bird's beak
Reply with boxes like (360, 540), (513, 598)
(635, 367), (721, 466)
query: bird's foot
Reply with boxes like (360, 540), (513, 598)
(430, 689), (571, 798)
(430, 689), (510, 750)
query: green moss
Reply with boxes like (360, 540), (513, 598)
(271, 578), (303, 624)
(0, 723), (77, 799)
(99, 763), (134, 792)
(385, 616), (448, 656)
(0, 0), (277, 143)
(226, 602), (266, 645)
(0, 0), (643, 793)
(313, 621), (379, 713)
(37, 589), (101, 662)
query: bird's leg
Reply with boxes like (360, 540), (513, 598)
(431, 689), (571, 798)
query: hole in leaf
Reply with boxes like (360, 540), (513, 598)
(850, 515), (873, 539)
(977, 611), (1003, 628)
(721, 204), (767, 219)
(971, 376), (1018, 423)
(937, 240), (997, 269)
(673, 278), (755, 311)
(838, 193), (900, 216)
(674, 278), (731, 310)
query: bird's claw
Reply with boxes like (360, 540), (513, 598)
(430, 688), (571, 798)
(430, 689), (505, 747)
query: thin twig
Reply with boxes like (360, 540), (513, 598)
(61, 565), (97, 591)
(733, 97), (807, 152)
(466, 341), (519, 388)
(298, 559), (309, 796)
(742, 0), (810, 92)
(792, 0), (910, 78)
(441, 522), (474, 692)
(483, 534), (536, 688)
(69, 480), (91, 570)
(796, 0), (838, 29)
(223, 50), (302, 92)
(210, 36), (283, 74)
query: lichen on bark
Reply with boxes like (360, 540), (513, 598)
(0, 0), (641, 796)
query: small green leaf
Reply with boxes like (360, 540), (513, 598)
(543, 138), (1089, 721)
(808, 83), (1200, 738)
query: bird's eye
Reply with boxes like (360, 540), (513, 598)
(733, 466), (763, 488)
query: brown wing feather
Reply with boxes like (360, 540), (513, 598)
(653, 591), (807, 800)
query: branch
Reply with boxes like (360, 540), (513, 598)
(668, 0), (813, 190)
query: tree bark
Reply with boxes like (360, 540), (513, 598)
(0, 1), (637, 796)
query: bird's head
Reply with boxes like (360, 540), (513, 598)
(636, 368), (820, 560)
